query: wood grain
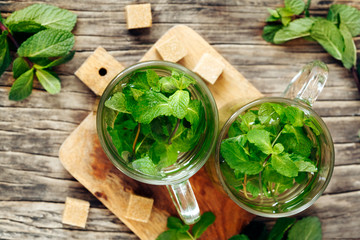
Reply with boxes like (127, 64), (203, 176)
(1, 0), (360, 239)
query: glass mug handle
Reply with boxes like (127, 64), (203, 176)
(167, 180), (201, 225)
(282, 60), (329, 106)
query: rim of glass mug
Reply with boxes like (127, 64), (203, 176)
(214, 97), (335, 218)
(96, 60), (219, 185)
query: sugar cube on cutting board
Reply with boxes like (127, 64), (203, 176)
(125, 3), (152, 29)
(125, 194), (154, 223)
(155, 35), (188, 62)
(193, 53), (225, 84)
(62, 197), (90, 228)
(75, 46), (124, 96)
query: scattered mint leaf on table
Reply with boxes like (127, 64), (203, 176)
(262, 1), (360, 93)
(288, 216), (322, 240)
(228, 234), (250, 240)
(8, 68), (34, 101)
(0, 3), (77, 101)
(157, 212), (215, 240)
(268, 217), (296, 240)
(5, 3), (77, 32)
(12, 57), (30, 78)
(17, 29), (74, 58)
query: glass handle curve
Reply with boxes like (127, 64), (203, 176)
(167, 180), (201, 225)
(282, 60), (329, 107)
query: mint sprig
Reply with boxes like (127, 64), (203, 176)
(230, 216), (322, 240)
(157, 212), (216, 240)
(262, 1), (360, 93)
(220, 102), (319, 200)
(105, 70), (205, 175)
(0, 4), (77, 101)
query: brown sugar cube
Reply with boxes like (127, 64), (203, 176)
(193, 53), (225, 84)
(75, 46), (124, 96)
(155, 36), (188, 62)
(62, 197), (90, 228)
(125, 3), (152, 30)
(125, 194), (154, 223)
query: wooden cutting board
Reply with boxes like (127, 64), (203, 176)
(59, 25), (262, 240)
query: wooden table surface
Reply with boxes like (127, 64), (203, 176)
(1, 0), (359, 239)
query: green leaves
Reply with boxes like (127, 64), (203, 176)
(9, 68), (34, 101)
(35, 69), (61, 94)
(288, 216), (322, 240)
(220, 102), (319, 200)
(285, 0), (305, 15)
(310, 19), (344, 61)
(274, 18), (316, 44)
(5, 4), (77, 32)
(2, 3), (77, 101)
(234, 216), (322, 240)
(263, 2), (360, 75)
(157, 212), (215, 240)
(18, 29), (74, 58)
(105, 70), (204, 175)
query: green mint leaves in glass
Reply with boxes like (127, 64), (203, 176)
(104, 69), (205, 176)
(214, 61), (334, 217)
(97, 61), (218, 225)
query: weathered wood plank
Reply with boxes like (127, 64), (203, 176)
(0, 201), (138, 239)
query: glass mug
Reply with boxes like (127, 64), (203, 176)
(212, 61), (334, 217)
(97, 61), (219, 224)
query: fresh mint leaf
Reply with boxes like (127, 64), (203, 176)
(263, 25), (283, 43)
(149, 142), (178, 169)
(184, 100), (202, 130)
(192, 212), (216, 239)
(247, 129), (273, 155)
(167, 216), (189, 231)
(258, 102), (280, 126)
(291, 154), (317, 172)
(280, 125), (312, 157)
(130, 88), (145, 100)
(240, 111), (257, 132)
(310, 19), (344, 61)
(268, 217), (296, 240)
(5, 4), (77, 32)
(339, 22), (357, 69)
(0, 30), (11, 76)
(12, 57), (30, 78)
(220, 162), (243, 191)
(132, 155), (158, 175)
(304, 0), (311, 17)
(35, 68), (61, 94)
(273, 143), (284, 154)
(221, 136), (263, 175)
(229, 235), (250, 240)
(288, 216), (322, 240)
(263, 166), (294, 185)
(9, 68), (34, 101)
(304, 118), (320, 136)
(246, 179), (260, 197)
(146, 69), (160, 92)
(159, 76), (178, 94)
(17, 29), (74, 58)
(284, 106), (305, 127)
(169, 90), (190, 119)
(132, 91), (171, 124)
(176, 74), (196, 90)
(28, 57), (53, 66)
(37, 50), (75, 69)
(327, 4), (360, 37)
(274, 18), (316, 44)
(105, 92), (129, 113)
(271, 153), (298, 177)
(268, 8), (280, 18)
(156, 229), (178, 240)
(285, 0), (306, 15)
(277, 8), (294, 26)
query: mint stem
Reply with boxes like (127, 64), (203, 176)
(0, 21), (32, 67)
(186, 231), (196, 240)
(351, 66), (360, 94)
(168, 118), (181, 145)
(132, 123), (141, 154)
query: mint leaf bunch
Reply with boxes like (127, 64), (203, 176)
(230, 216), (322, 240)
(220, 102), (320, 200)
(157, 212), (216, 240)
(105, 70), (205, 175)
(263, 1), (360, 92)
(0, 4), (77, 101)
